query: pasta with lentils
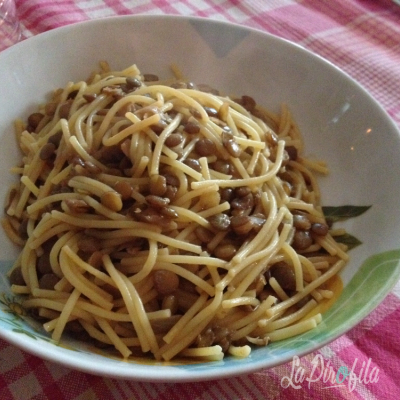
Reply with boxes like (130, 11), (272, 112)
(2, 62), (349, 361)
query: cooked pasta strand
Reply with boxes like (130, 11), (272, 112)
(2, 62), (351, 362)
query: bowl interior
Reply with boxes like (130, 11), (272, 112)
(0, 15), (400, 382)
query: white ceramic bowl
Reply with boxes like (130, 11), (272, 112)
(0, 15), (399, 382)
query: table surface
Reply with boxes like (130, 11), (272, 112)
(1, 1), (400, 399)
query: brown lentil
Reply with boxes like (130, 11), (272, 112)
(197, 84), (219, 95)
(242, 95), (257, 112)
(183, 118), (201, 134)
(159, 206), (179, 219)
(164, 185), (178, 201)
(196, 326), (232, 353)
(51, 184), (73, 194)
(265, 131), (279, 146)
(67, 90), (79, 100)
(195, 138), (217, 156)
(214, 243), (237, 260)
(226, 140), (241, 158)
(231, 193), (254, 211)
(230, 215), (254, 235)
(248, 215), (266, 233)
(114, 181), (133, 201)
(45, 102), (58, 116)
(161, 295), (179, 315)
(96, 109), (109, 116)
(208, 213), (231, 231)
(179, 278), (197, 294)
(196, 327), (215, 348)
(135, 207), (164, 225)
(41, 237), (57, 253)
(235, 186), (251, 198)
(212, 160), (231, 175)
(230, 208), (251, 218)
(151, 315), (182, 335)
(87, 251), (103, 268)
(194, 226), (214, 243)
(221, 125), (232, 133)
(59, 101), (72, 119)
(190, 108), (202, 119)
(165, 133), (184, 148)
(39, 142), (56, 161)
(222, 131), (241, 158)
(269, 261), (296, 291)
(296, 294), (313, 309)
(18, 218), (28, 240)
(83, 93), (97, 103)
(27, 112), (44, 130)
(292, 230), (313, 250)
(9, 266), (25, 286)
(70, 156), (85, 168)
(203, 106), (218, 117)
(37, 252), (53, 275)
(39, 273), (60, 290)
(47, 131), (63, 147)
(220, 187), (234, 202)
(293, 214), (312, 231)
(212, 326), (232, 352)
(311, 222), (329, 236)
(65, 320), (85, 334)
(285, 146), (298, 161)
(183, 158), (202, 172)
(143, 74), (159, 82)
(164, 173), (180, 187)
(258, 288), (276, 302)
(78, 236), (101, 253)
(153, 270), (180, 296)
(170, 81), (188, 89)
(151, 119), (168, 135)
(126, 76), (142, 89)
(146, 194), (170, 208)
(150, 174), (167, 196)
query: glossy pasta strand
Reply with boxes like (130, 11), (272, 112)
(2, 62), (349, 362)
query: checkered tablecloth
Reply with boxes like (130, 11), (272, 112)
(1, 1), (400, 399)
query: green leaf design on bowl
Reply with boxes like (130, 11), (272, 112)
(333, 233), (363, 250)
(323, 205), (371, 250)
(323, 205), (372, 222)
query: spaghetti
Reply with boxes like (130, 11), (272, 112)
(2, 62), (349, 362)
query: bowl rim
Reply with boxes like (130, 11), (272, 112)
(0, 13), (399, 382)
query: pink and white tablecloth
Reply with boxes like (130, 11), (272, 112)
(1, 1), (400, 399)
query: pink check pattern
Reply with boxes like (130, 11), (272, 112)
(1, 1), (400, 399)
